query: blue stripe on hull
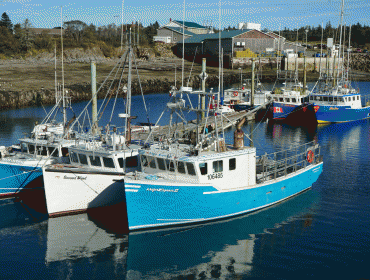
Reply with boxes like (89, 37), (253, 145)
(0, 163), (42, 197)
(125, 163), (323, 230)
(315, 104), (370, 123)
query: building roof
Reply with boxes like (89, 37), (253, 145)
(183, 29), (252, 44)
(162, 26), (195, 36)
(172, 20), (207, 29)
(29, 28), (65, 36)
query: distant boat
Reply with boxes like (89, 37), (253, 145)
(308, 0), (370, 124)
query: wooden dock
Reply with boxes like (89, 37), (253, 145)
(132, 101), (270, 141)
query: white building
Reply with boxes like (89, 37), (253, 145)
(238, 23), (261, 31)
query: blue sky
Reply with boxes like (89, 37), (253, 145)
(1, 0), (369, 30)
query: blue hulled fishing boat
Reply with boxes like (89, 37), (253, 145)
(121, 85), (323, 231)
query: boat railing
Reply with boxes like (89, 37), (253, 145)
(256, 141), (322, 183)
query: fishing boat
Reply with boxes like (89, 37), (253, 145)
(120, 80), (323, 231)
(0, 84), (80, 198)
(308, 1), (370, 123)
(42, 39), (145, 217)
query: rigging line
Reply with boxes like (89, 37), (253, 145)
(186, 46), (198, 88)
(110, 50), (130, 123)
(69, 50), (128, 131)
(132, 51), (152, 128)
(97, 54), (126, 118)
(98, 54), (128, 123)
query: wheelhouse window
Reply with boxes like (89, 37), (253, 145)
(148, 156), (157, 169)
(70, 151), (79, 163)
(89, 156), (101, 167)
(186, 163), (196, 176)
(166, 159), (175, 172)
(357, 96), (360, 100)
(37, 146), (47, 156)
(79, 154), (88, 165)
(329, 96), (334, 102)
(286, 98), (290, 103)
(21, 143), (27, 153)
(323, 96), (328, 102)
(48, 147), (58, 157)
(29, 144), (35, 154)
(103, 157), (115, 168)
(213, 160), (223, 173)
(157, 158), (166, 170)
(279, 98), (284, 102)
(126, 156), (139, 167)
(292, 98), (297, 103)
(229, 158), (236, 170)
(62, 148), (69, 157)
(141, 155), (149, 167)
(199, 162), (208, 175)
(177, 161), (186, 174)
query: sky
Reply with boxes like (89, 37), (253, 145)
(0, 0), (369, 31)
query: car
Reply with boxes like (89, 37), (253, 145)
(356, 48), (362, 53)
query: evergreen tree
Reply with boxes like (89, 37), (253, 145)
(0, 12), (13, 31)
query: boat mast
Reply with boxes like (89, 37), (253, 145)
(337, 0), (345, 86)
(125, 29), (132, 139)
(61, 6), (66, 127)
(181, 0), (185, 88)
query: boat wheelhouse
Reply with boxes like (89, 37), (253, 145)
(0, 122), (78, 198)
(43, 138), (141, 217)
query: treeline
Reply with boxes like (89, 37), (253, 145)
(0, 12), (159, 58)
(277, 22), (370, 48)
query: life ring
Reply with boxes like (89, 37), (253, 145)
(307, 150), (314, 163)
(233, 91), (238, 97)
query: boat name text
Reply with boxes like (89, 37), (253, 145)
(63, 175), (87, 180)
(146, 188), (179, 193)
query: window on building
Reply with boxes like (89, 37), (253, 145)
(157, 158), (166, 170)
(199, 162), (207, 175)
(79, 154), (88, 165)
(103, 157), (115, 168)
(229, 158), (236, 170)
(89, 156), (101, 167)
(213, 160), (223, 173)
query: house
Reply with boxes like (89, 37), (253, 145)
(29, 28), (65, 36)
(154, 19), (211, 43)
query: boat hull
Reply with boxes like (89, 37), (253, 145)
(314, 104), (370, 123)
(0, 162), (42, 198)
(124, 162), (323, 231)
(43, 168), (126, 217)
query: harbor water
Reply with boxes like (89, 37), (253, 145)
(1, 82), (370, 279)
